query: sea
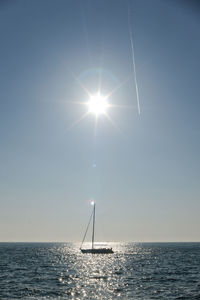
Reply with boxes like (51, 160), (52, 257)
(0, 242), (200, 299)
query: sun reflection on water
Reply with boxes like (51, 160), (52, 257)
(56, 242), (135, 299)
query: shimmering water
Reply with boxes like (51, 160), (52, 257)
(0, 242), (200, 299)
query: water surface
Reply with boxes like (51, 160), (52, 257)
(0, 242), (200, 299)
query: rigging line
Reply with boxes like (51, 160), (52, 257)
(128, 0), (141, 115)
(80, 208), (94, 249)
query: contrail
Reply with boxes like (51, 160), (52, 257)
(128, 0), (141, 115)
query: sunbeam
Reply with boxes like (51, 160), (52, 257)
(64, 68), (134, 132)
(65, 112), (89, 132)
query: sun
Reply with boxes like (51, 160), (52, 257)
(87, 93), (109, 116)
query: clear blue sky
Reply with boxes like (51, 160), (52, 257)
(0, 0), (199, 242)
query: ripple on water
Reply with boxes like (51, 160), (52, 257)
(0, 242), (200, 299)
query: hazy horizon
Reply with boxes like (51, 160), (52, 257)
(1, 240), (200, 243)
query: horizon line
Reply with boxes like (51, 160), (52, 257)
(0, 241), (200, 243)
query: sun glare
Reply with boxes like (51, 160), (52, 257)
(66, 73), (127, 131)
(87, 94), (108, 116)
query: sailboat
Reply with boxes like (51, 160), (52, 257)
(80, 203), (114, 254)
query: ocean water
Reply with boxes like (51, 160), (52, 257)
(0, 242), (200, 299)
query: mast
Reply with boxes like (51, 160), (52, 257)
(92, 204), (95, 249)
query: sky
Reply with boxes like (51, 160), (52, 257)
(0, 0), (200, 242)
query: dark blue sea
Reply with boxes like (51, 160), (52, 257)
(0, 242), (200, 299)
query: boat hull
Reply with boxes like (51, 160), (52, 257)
(81, 248), (114, 254)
